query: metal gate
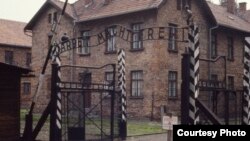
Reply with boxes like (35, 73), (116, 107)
(51, 63), (119, 141)
(181, 52), (244, 125)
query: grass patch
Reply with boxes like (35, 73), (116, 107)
(20, 109), (47, 121)
(127, 120), (166, 136)
(20, 110), (166, 137)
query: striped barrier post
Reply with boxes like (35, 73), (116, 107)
(188, 23), (200, 125)
(118, 49), (127, 139)
(50, 45), (62, 141)
(243, 40), (250, 125)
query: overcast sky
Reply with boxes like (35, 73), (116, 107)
(0, 0), (249, 23)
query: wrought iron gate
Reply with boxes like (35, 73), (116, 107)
(181, 52), (244, 125)
(51, 63), (119, 141)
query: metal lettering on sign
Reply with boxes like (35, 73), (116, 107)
(52, 25), (188, 55)
(198, 80), (226, 90)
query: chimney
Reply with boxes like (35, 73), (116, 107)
(239, 2), (247, 12)
(227, 0), (236, 14)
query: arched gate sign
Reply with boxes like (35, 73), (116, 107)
(48, 23), (193, 141)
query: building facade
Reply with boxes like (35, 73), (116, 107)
(25, 0), (250, 119)
(0, 19), (32, 108)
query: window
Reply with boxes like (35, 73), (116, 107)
(48, 13), (52, 24)
(26, 53), (31, 68)
(228, 76), (235, 99)
(210, 74), (218, 97)
(131, 71), (143, 97)
(227, 36), (234, 60)
(79, 72), (92, 107)
(103, 72), (114, 98)
(106, 27), (116, 53)
(177, 0), (191, 10)
(53, 12), (57, 23)
(48, 12), (57, 24)
(79, 72), (92, 85)
(168, 71), (177, 98)
(168, 24), (178, 51)
(23, 82), (31, 95)
(228, 76), (234, 90)
(210, 74), (218, 88)
(48, 35), (52, 48)
(5, 50), (13, 65)
(211, 74), (218, 81)
(79, 31), (90, 55)
(211, 33), (217, 58)
(131, 23), (143, 50)
(105, 72), (114, 84)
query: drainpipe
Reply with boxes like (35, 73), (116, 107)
(208, 24), (219, 108)
(208, 24), (219, 77)
(71, 19), (77, 82)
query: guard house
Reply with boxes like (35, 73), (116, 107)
(0, 62), (31, 141)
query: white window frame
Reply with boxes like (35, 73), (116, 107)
(78, 31), (90, 55)
(131, 71), (143, 97)
(107, 27), (116, 52)
(132, 23), (142, 50)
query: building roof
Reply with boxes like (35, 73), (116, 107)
(207, 2), (250, 33)
(25, 0), (162, 30)
(0, 62), (31, 74)
(0, 19), (31, 47)
(52, 0), (75, 18)
(73, 0), (163, 22)
(24, 0), (75, 30)
(25, 0), (250, 34)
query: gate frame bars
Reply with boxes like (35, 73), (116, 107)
(51, 63), (118, 141)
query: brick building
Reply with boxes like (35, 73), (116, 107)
(24, 0), (250, 119)
(0, 19), (32, 108)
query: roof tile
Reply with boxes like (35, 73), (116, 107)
(207, 2), (250, 33)
(0, 19), (31, 47)
(74, 0), (163, 22)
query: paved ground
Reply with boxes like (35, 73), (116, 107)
(124, 133), (168, 141)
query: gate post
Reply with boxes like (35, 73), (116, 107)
(188, 23), (200, 125)
(243, 40), (250, 125)
(110, 64), (116, 141)
(181, 50), (190, 124)
(50, 62), (62, 141)
(118, 49), (127, 140)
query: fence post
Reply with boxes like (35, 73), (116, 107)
(118, 49), (127, 140)
(243, 40), (250, 125)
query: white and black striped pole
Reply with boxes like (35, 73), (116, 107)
(118, 49), (127, 139)
(50, 45), (62, 141)
(188, 23), (200, 125)
(243, 40), (250, 125)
